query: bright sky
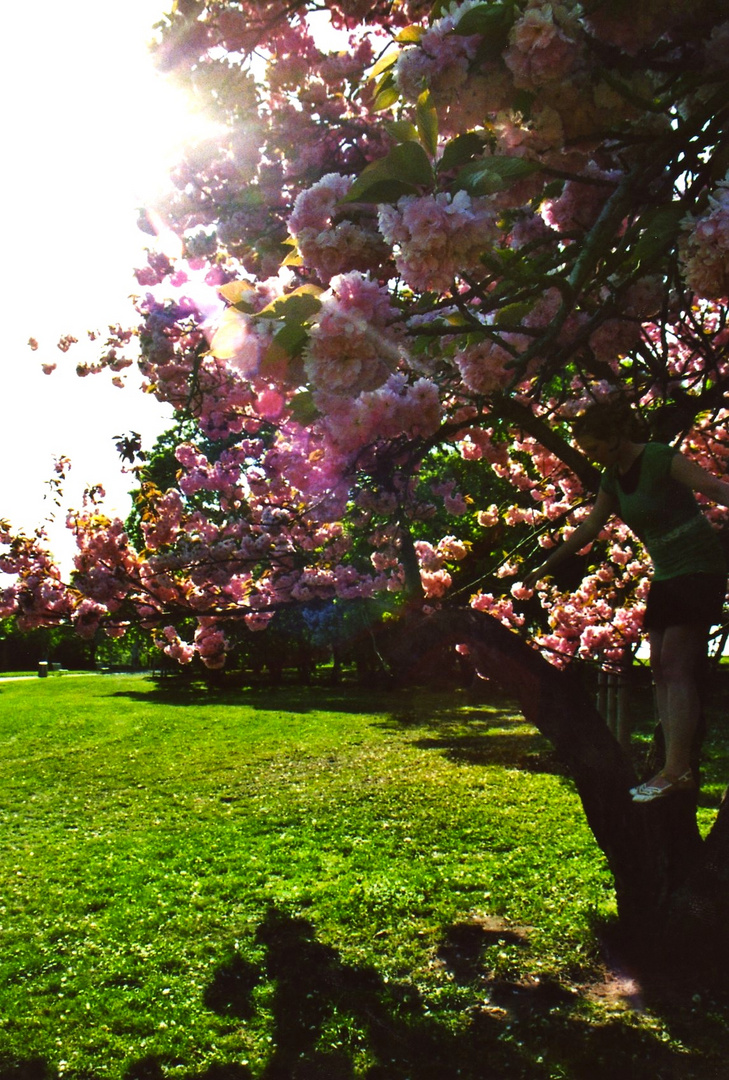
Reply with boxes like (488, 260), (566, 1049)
(2, 0), (222, 567)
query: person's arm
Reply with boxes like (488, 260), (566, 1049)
(671, 452), (729, 507)
(523, 487), (617, 589)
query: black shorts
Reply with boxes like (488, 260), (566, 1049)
(643, 573), (727, 632)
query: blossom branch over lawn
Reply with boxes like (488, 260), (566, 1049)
(3, 0), (729, 672)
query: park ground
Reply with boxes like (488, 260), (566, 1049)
(1, 671), (728, 1079)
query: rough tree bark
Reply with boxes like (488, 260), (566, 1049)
(388, 606), (729, 963)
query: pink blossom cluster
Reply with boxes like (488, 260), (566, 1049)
(470, 591), (525, 630)
(194, 619), (229, 669)
(412, 533), (469, 598)
(453, 339), (513, 395)
(377, 191), (498, 293)
(477, 505), (500, 527)
(318, 374), (441, 455)
(704, 20), (729, 71)
(134, 251), (175, 287)
(504, 0), (583, 89)
(142, 490), (185, 551)
(523, 511), (651, 666)
(71, 599), (108, 641)
(431, 481), (469, 516)
(588, 318), (642, 366)
(394, 6), (481, 105)
(493, 103), (565, 161)
(304, 271), (404, 394)
(159, 625), (195, 665)
(70, 516), (138, 613)
(507, 210), (555, 251)
(680, 174), (729, 302)
(288, 173), (390, 283)
(174, 443), (252, 510)
(457, 427), (510, 465)
(544, 166), (623, 235)
(623, 276), (663, 320)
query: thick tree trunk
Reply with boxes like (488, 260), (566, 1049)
(389, 607), (729, 961)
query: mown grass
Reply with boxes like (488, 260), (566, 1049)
(0, 673), (728, 1079)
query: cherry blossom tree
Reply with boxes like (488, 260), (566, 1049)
(5, 0), (729, 955)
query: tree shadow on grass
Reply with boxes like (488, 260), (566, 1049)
(105, 682), (405, 715)
(194, 907), (725, 1080)
(381, 706), (567, 776)
(410, 731), (566, 774)
(106, 681), (524, 723)
(0, 1055), (254, 1080)
(1, 909), (727, 1080)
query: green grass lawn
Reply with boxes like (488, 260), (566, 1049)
(0, 673), (728, 1080)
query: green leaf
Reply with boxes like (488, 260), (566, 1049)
(289, 390), (320, 425)
(542, 179), (565, 198)
(455, 1), (514, 36)
(217, 280), (256, 313)
(344, 142), (433, 203)
(256, 285), (323, 322)
(439, 132), (488, 172)
(369, 51), (398, 80)
(633, 203), (685, 269)
(396, 24), (425, 43)
(494, 301), (534, 329)
(345, 178), (420, 204)
(374, 74), (400, 112)
(375, 88), (400, 111)
(416, 90), (438, 157)
(281, 247), (304, 268)
(454, 155), (541, 195)
(272, 321), (308, 357)
(385, 119), (420, 143)
(388, 141), (434, 186)
(208, 307), (248, 360)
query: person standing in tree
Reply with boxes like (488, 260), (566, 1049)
(524, 401), (729, 802)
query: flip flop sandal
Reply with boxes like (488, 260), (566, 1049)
(631, 771), (694, 803)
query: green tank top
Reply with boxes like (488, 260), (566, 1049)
(600, 442), (726, 580)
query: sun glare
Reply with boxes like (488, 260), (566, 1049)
(8, 0), (223, 333)
(2, 0), (224, 561)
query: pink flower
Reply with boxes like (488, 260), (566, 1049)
(143, 489), (184, 550)
(589, 319), (642, 365)
(545, 165), (623, 234)
(304, 272), (404, 395)
(256, 388), (285, 420)
(245, 611), (274, 631)
(378, 191), (498, 293)
(194, 619), (229, 669)
(73, 598), (106, 640)
(477, 505), (500, 528)
(438, 536), (468, 561)
(511, 583), (534, 601)
(415, 540), (444, 571)
(444, 492), (468, 515)
(680, 173), (729, 302)
(504, 0), (582, 88)
(454, 340), (513, 395)
(394, 7), (480, 106)
(288, 173), (389, 282)
(420, 568), (452, 598)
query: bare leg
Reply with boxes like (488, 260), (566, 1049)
(648, 623), (708, 780)
(615, 676), (633, 754)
